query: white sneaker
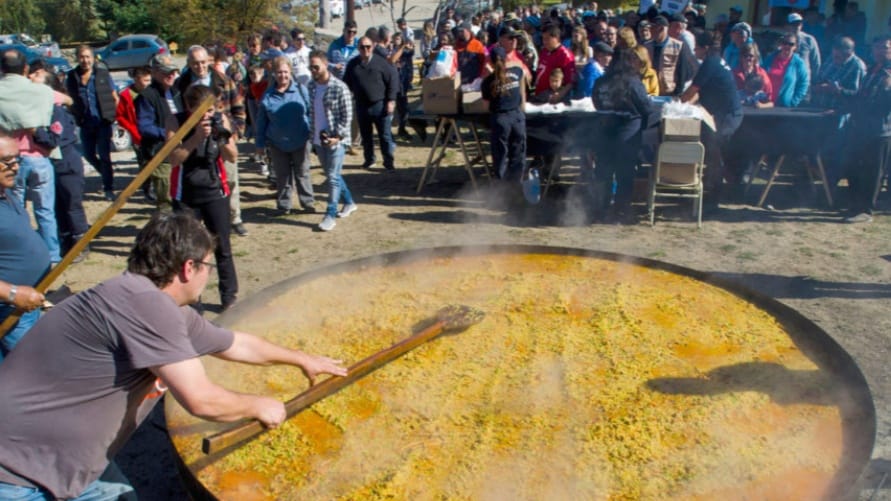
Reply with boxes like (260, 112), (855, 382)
(258, 161), (269, 177)
(337, 203), (358, 218)
(318, 215), (336, 231)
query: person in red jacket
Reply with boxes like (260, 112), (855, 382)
(535, 24), (575, 100)
(116, 66), (152, 199)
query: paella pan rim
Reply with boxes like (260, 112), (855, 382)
(174, 244), (877, 501)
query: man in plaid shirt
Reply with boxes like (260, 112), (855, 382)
(307, 50), (357, 232)
(176, 45), (249, 236)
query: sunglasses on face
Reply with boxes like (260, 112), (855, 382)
(296, 37), (306, 41)
(348, 29), (358, 34)
(360, 44), (373, 49)
(0, 156), (21, 171)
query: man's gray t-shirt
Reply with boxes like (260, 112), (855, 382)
(0, 272), (234, 498)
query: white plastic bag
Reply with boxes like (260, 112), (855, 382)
(427, 48), (457, 78)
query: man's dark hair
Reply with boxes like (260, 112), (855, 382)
(365, 27), (380, 42)
(132, 65), (152, 78)
(544, 24), (562, 38)
(291, 27), (304, 39)
(127, 212), (215, 287)
(344, 20), (358, 30)
(309, 49), (328, 62)
(183, 84), (214, 111)
(0, 50), (28, 76)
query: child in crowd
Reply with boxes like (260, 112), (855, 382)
(532, 67), (568, 105)
(740, 73), (772, 107)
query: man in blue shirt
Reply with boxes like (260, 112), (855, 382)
(0, 134), (49, 361)
(328, 20), (360, 80)
(256, 57), (315, 215)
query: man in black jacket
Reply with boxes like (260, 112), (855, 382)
(344, 37), (399, 171)
(65, 46), (118, 200)
(136, 54), (183, 212)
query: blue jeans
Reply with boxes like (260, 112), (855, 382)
(0, 462), (133, 500)
(12, 155), (61, 262)
(314, 143), (353, 217)
(0, 307), (40, 363)
(80, 121), (114, 192)
(357, 101), (395, 169)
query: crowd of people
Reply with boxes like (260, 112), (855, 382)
(417, 1), (890, 221)
(0, 1), (889, 498)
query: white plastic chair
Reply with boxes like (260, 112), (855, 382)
(648, 141), (706, 228)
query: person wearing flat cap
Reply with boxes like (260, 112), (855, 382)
(136, 54), (183, 211)
(643, 15), (698, 96)
(455, 21), (486, 84)
(787, 12), (821, 86)
(668, 12), (696, 51)
(573, 41), (612, 99)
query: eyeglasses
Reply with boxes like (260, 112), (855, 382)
(359, 44), (373, 49)
(310, 64), (322, 71)
(197, 260), (217, 270)
(0, 156), (21, 171)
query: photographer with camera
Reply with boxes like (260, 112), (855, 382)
(165, 85), (239, 310)
(255, 56), (316, 215)
(308, 51), (358, 232)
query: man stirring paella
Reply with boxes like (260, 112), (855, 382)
(0, 212), (347, 500)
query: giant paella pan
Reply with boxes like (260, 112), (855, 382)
(166, 245), (875, 500)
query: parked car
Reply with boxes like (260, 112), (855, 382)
(110, 77), (134, 152)
(0, 43), (71, 75)
(0, 33), (62, 58)
(96, 34), (169, 71)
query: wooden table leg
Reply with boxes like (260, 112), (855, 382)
(757, 155), (785, 207)
(468, 122), (491, 180)
(453, 120), (478, 191)
(814, 153), (834, 207)
(417, 117), (449, 193)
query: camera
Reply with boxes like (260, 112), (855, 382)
(209, 115), (232, 142)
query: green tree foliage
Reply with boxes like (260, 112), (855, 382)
(0, 0), (46, 34)
(37, 0), (95, 41)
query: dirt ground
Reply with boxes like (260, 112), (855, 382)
(58, 126), (891, 499)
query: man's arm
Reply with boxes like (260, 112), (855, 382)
(214, 331), (347, 385)
(153, 358), (286, 427)
(136, 97), (166, 143)
(0, 279), (44, 311)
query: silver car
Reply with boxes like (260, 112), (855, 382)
(96, 34), (169, 71)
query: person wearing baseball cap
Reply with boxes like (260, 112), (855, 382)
(643, 13), (698, 96)
(787, 11), (821, 85)
(455, 21), (486, 84)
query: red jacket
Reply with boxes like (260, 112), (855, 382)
(115, 86), (141, 146)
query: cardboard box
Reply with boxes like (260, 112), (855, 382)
(462, 90), (488, 115)
(422, 73), (460, 115)
(661, 118), (701, 141)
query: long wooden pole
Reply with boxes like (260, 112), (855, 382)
(202, 319), (450, 455)
(0, 95), (215, 340)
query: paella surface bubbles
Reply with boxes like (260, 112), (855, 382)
(167, 253), (860, 500)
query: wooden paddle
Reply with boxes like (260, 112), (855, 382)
(201, 304), (485, 455)
(0, 95), (215, 340)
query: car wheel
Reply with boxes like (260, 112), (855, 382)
(111, 123), (132, 152)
